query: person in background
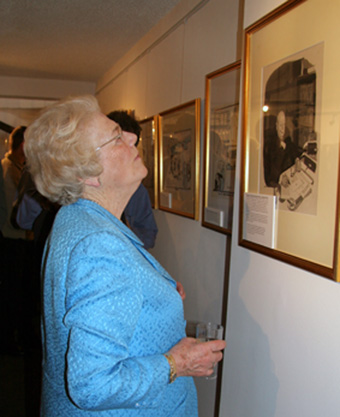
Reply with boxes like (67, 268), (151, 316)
(1, 125), (33, 354)
(263, 110), (302, 188)
(1, 125), (27, 238)
(0, 163), (7, 234)
(24, 95), (225, 416)
(12, 167), (60, 265)
(0, 162), (8, 348)
(107, 110), (158, 250)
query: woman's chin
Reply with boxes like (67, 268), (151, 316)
(142, 165), (148, 179)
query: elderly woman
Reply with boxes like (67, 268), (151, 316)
(24, 95), (225, 416)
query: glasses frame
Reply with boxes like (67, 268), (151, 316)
(96, 125), (122, 151)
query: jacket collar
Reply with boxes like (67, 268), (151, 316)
(77, 198), (175, 285)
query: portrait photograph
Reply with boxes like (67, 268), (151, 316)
(259, 43), (323, 216)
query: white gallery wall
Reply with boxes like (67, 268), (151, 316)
(96, 0), (240, 415)
(220, 0), (340, 417)
(0, 76), (95, 100)
(0, 76), (95, 156)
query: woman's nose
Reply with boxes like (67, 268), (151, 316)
(121, 131), (136, 147)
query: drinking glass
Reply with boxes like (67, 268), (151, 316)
(196, 322), (224, 380)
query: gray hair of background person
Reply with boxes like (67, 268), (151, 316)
(24, 96), (103, 206)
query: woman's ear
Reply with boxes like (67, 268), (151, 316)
(83, 176), (101, 187)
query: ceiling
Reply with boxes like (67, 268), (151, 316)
(0, 0), (182, 83)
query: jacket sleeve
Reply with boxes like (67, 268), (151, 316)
(64, 231), (170, 411)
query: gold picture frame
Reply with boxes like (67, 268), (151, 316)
(202, 61), (241, 234)
(239, 0), (340, 281)
(158, 99), (200, 219)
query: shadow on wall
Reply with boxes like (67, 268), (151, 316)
(224, 247), (279, 417)
(149, 210), (177, 269)
(152, 210), (226, 323)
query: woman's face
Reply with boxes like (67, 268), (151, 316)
(90, 112), (147, 193)
(276, 111), (286, 142)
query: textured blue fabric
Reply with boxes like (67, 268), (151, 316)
(40, 199), (197, 416)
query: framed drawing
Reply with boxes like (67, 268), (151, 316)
(202, 61), (241, 234)
(239, 0), (340, 281)
(138, 116), (158, 208)
(158, 99), (200, 219)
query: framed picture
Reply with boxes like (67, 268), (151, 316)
(158, 99), (200, 219)
(239, 0), (340, 281)
(202, 61), (241, 234)
(138, 116), (158, 208)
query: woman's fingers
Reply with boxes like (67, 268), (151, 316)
(168, 337), (226, 378)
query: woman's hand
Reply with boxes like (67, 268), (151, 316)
(167, 337), (226, 378)
(176, 282), (186, 301)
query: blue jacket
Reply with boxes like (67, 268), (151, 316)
(40, 199), (197, 416)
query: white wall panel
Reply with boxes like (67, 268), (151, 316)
(145, 25), (185, 116)
(150, 210), (226, 324)
(243, 0), (284, 28)
(96, 71), (129, 115)
(125, 54), (149, 118)
(0, 76), (95, 99)
(181, 0), (239, 101)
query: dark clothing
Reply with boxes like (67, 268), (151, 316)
(0, 236), (34, 353)
(0, 163), (7, 231)
(1, 152), (25, 238)
(12, 169), (60, 260)
(8, 169), (57, 414)
(263, 135), (302, 187)
(122, 184), (158, 249)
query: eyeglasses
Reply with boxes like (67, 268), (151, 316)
(95, 125), (122, 151)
